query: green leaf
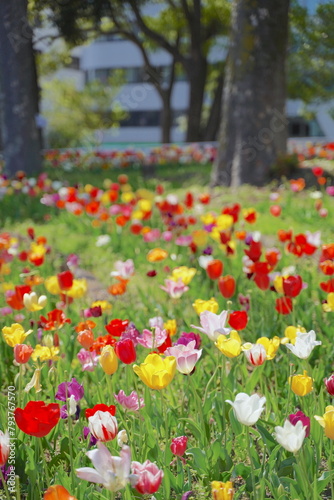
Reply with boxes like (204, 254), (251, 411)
(316, 471), (334, 495)
(185, 447), (208, 475)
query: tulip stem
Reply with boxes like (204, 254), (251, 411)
(330, 439), (334, 500)
(220, 357), (227, 446)
(38, 438), (51, 488)
(67, 413), (76, 490)
(0, 467), (11, 500)
(188, 374), (209, 446)
(246, 427), (257, 500)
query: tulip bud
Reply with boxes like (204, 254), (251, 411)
(218, 275), (236, 299)
(100, 345), (118, 375)
(170, 436), (188, 457)
(25, 368), (42, 393)
(88, 411), (118, 442)
(57, 271), (74, 291)
(206, 260), (223, 280)
(14, 344), (33, 364)
(77, 329), (94, 349)
(117, 429), (128, 447)
(289, 370), (313, 396)
(115, 338), (136, 364)
(325, 374), (334, 396)
(0, 431), (10, 467)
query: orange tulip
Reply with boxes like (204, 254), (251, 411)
(218, 275), (236, 299)
(43, 485), (77, 500)
(147, 248), (168, 263)
(108, 277), (128, 295)
(206, 259), (223, 280)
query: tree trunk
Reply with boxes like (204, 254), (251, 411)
(211, 0), (290, 187)
(0, 0), (42, 177)
(186, 57), (207, 142)
(160, 96), (172, 144)
(203, 72), (224, 141)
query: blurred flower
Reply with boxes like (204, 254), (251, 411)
(0, 431), (10, 467)
(325, 374), (334, 396)
(148, 316), (164, 329)
(147, 248), (168, 263)
(96, 235), (111, 247)
(192, 298), (218, 315)
(77, 349), (99, 371)
(164, 319), (177, 337)
(275, 420), (306, 453)
(218, 275), (236, 299)
(43, 485), (77, 500)
(114, 390), (144, 411)
(226, 393), (265, 426)
(160, 279), (189, 299)
(198, 255), (214, 269)
(285, 330), (321, 359)
(133, 353), (176, 390)
(315, 406), (334, 439)
(76, 443), (137, 492)
(323, 293), (334, 312)
(23, 292), (47, 312)
(117, 430), (128, 447)
(206, 260), (223, 280)
(211, 480), (234, 500)
(39, 309), (71, 331)
(57, 270), (74, 291)
(169, 266), (196, 285)
(14, 344), (33, 364)
(2, 323), (32, 347)
(289, 370), (313, 396)
(176, 332), (201, 349)
(111, 259), (134, 279)
(192, 310), (230, 342)
(256, 336), (280, 360)
(131, 460), (163, 495)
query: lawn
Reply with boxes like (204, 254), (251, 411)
(0, 158), (334, 499)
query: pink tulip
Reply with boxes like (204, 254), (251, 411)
(131, 460), (164, 495)
(170, 436), (188, 457)
(111, 259), (134, 279)
(114, 390), (145, 411)
(76, 443), (138, 492)
(160, 279), (189, 299)
(77, 349), (99, 372)
(137, 327), (167, 349)
(191, 310), (230, 342)
(165, 341), (202, 374)
(88, 411), (118, 442)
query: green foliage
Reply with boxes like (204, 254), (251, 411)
(42, 74), (127, 148)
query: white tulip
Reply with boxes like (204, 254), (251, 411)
(191, 310), (230, 342)
(226, 393), (266, 426)
(275, 420), (306, 453)
(285, 330), (321, 359)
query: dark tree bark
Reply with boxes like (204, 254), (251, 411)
(203, 72), (224, 141)
(211, 0), (290, 187)
(0, 0), (42, 177)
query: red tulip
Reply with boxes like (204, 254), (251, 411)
(228, 311), (248, 330)
(325, 374), (334, 396)
(170, 436), (188, 457)
(57, 271), (73, 291)
(15, 401), (60, 437)
(312, 166), (324, 177)
(218, 275), (236, 298)
(320, 279), (334, 293)
(85, 404), (116, 419)
(275, 297), (293, 315)
(270, 205), (281, 217)
(14, 344), (34, 364)
(105, 319), (129, 337)
(206, 259), (223, 280)
(282, 275), (303, 298)
(115, 339), (136, 364)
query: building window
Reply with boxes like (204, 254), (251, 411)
(288, 117), (325, 137)
(120, 111), (161, 127)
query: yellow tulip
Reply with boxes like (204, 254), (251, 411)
(289, 370), (313, 396)
(66, 279), (87, 299)
(2, 323), (32, 347)
(133, 353), (176, 390)
(281, 325), (306, 345)
(169, 266), (197, 285)
(315, 406), (334, 439)
(100, 345), (118, 375)
(31, 345), (60, 362)
(164, 319), (177, 337)
(215, 330), (242, 358)
(256, 336), (280, 360)
(192, 230), (208, 247)
(192, 298), (218, 315)
(91, 300), (112, 312)
(273, 276), (284, 294)
(323, 293), (334, 312)
(211, 480), (234, 500)
(45, 276), (61, 295)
